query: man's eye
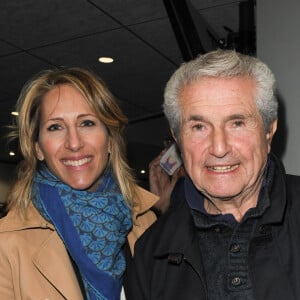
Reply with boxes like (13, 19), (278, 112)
(192, 124), (204, 131)
(47, 124), (61, 131)
(81, 120), (95, 127)
(233, 120), (245, 127)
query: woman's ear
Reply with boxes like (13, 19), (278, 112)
(108, 137), (111, 154)
(35, 142), (44, 161)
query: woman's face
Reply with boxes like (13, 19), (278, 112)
(35, 84), (110, 191)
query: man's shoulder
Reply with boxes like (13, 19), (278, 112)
(134, 192), (191, 256)
(285, 174), (300, 202)
(286, 173), (300, 183)
(285, 174), (300, 194)
(138, 202), (185, 238)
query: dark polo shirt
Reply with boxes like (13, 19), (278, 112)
(184, 161), (272, 299)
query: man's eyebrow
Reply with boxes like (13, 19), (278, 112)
(186, 115), (206, 122)
(226, 114), (247, 121)
(184, 113), (252, 124)
(225, 114), (256, 122)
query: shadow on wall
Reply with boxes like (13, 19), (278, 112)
(271, 95), (287, 159)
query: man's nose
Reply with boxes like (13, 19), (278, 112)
(209, 128), (231, 158)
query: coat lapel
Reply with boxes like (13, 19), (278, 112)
(127, 186), (159, 254)
(32, 231), (84, 300)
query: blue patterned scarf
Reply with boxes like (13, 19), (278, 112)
(32, 166), (132, 300)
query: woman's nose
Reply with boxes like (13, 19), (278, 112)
(65, 128), (83, 151)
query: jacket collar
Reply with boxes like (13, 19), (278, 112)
(259, 153), (287, 225)
(153, 180), (196, 256)
(153, 153), (287, 256)
(152, 194), (207, 282)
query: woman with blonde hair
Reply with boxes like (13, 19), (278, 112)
(0, 67), (158, 299)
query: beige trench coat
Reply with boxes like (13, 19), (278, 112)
(0, 186), (158, 300)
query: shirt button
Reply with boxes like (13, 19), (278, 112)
(231, 276), (241, 286)
(214, 227), (221, 233)
(259, 225), (266, 234)
(230, 243), (241, 253)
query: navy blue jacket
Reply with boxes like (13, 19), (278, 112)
(125, 154), (300, 300)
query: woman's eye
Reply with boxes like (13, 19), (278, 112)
(81, 120), (95, 127)
(47, 124), (61, 131)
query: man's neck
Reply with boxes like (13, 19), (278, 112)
(204, 193), (259, 223)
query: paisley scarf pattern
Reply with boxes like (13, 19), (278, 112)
(32, 166), (132, 300)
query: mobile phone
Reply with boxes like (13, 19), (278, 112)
(160, 143), (182, 175)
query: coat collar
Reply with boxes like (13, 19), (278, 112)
(131, 185), (159, 221)
(257, 153), (287, 225)
(126, 185), (158, 254)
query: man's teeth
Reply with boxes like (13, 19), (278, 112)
(208, 164), (238, 172)
(63, 157), (91, 166)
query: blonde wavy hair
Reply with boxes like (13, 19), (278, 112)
(7, 67), (137, 215)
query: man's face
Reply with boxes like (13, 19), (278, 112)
(177, 76), (277, 203)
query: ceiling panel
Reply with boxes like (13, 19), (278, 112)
(0, 0), (250, 177)
(89, 0), (168, 25)
(0, 40), (20, 56)
(0, 0), (120, 49)
(130, 18), (182, 65)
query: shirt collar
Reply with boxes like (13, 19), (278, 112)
(184, 157), (273, 225)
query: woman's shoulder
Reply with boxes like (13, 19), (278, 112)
(127, 185), (159, 254)
(132, 185), (159, 214)
(0, 204), (56, 258)
(0, 203), (53, 233)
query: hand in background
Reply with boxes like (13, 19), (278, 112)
(149, 149), (185, 214)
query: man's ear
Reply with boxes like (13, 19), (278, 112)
(266, 119), (278, 153)
(171, 129), (178, 143)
